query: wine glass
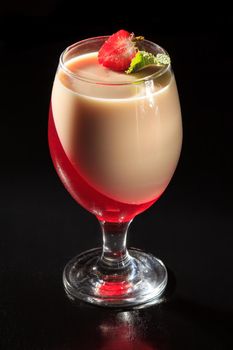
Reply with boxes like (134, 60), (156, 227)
(48, 36), (182, 307)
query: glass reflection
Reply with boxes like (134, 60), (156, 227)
(99, 311), (161, 349)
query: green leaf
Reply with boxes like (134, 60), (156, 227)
(126, 51), (170, 74)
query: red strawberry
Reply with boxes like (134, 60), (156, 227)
(98, 30), (137, 72)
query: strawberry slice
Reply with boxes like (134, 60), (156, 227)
(98, 30), (137, 72)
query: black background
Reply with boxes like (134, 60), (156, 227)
(0, 4), (233, 349)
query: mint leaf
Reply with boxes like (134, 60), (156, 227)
(126, 51), (170, 74)
(156, 53), (171, 65)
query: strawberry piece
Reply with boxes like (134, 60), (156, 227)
(98, 30), (137, 72)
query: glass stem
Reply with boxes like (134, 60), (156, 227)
(99, 220), (132, 269)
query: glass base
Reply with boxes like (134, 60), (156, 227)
(63, 247), (168, 308)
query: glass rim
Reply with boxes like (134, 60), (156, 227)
(59, 36), (171, 86)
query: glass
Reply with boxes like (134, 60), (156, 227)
(48, 36), (182, 307)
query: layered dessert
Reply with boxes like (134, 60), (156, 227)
(49, 31), (182, 222)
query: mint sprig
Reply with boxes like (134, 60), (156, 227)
(126, 51), (170, 74)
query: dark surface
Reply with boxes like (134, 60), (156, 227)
(0, 11), (233, 350)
